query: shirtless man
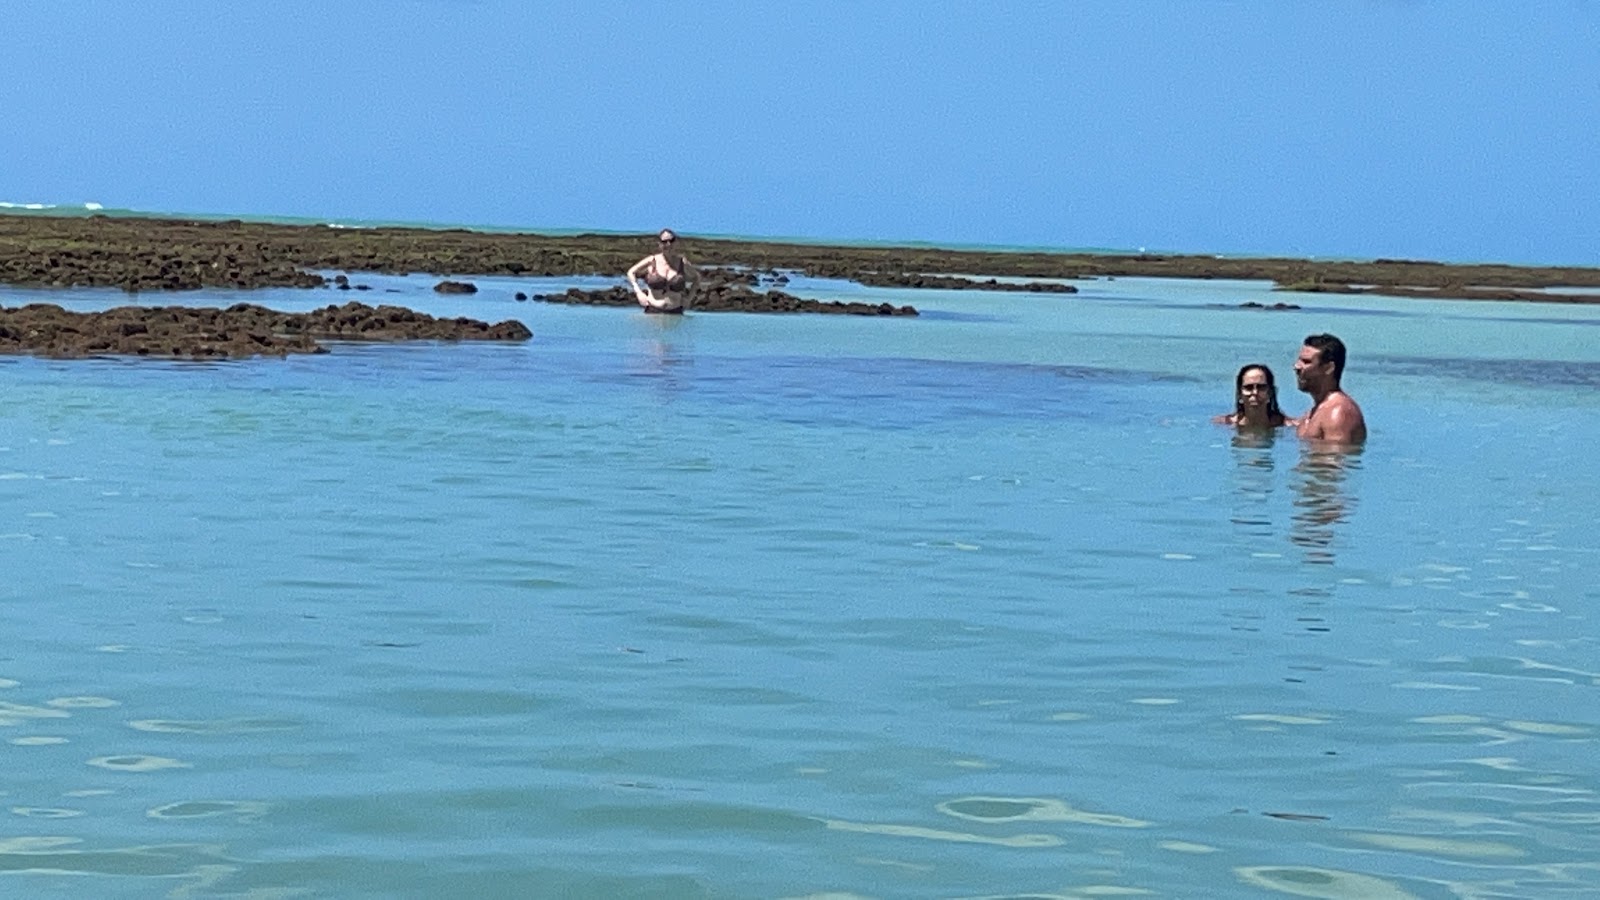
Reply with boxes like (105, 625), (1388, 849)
(1292, 333), (1367, 444)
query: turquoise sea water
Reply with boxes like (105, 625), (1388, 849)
(3, 270), (1599, 898)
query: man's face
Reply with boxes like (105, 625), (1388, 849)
(1294, 344), (1327, 392)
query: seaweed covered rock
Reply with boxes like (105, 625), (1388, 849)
(0, 301), (531, 359)
(6, 214), (1599, 303)
(852, 272), (1078, 293)
(532, 283), (916, 316)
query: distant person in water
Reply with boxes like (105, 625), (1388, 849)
(626, 229), (700, 314)
(1213, 363), (1290, 429)
(1293, 333), (1367, 444)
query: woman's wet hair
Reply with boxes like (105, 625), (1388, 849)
(1235, 363), (1285, 423)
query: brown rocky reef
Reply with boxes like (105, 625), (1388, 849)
(851, 272), (1077, 293)
(533, 273), (917, 316)
(0, 301), (532, 359)
(4, 213), (1600, 303)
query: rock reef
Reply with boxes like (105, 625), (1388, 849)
(1279, 282), (1599, 304)
(5, 213), (1600, 304)
(851, 272), (1078, 293)
(0, 301), (532, 359)
(533, 279), (917, 316)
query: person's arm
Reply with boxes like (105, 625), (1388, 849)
(682, 257), (701, 308)
(1211, 413), (1235, 425)
(626, 255), (653, 305)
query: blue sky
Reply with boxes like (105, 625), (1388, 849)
(4, 1), (1596, 264)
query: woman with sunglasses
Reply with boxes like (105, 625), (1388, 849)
(1213, 363), (1292, 428)
(626, 229), (701, 314)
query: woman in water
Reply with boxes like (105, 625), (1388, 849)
(1213, 363), (1292, 429)
(626, 229), (700, 313)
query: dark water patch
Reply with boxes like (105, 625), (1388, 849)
(264, 578), (373, 591)
(502, 577), (578, 590)
(369, 688), (551, 718)
(1071, 289), (1413, 318)
(508, 330), (1206, 426)
(914, 309), (1008, 323)
(609, 349), (1200, 389)
(830, 616), (1021, 651)
(641, 613), (809, 649)
(1274, 304), (1410, 318)
(942, 798), (1043, 820)
(570, 800), (820, 836)
(680, 686), (818, 707)
(644, 353), (1204, 429)
(1206, 302), (1410, 318)
(277, 862), (714, 900)
(1368, 354), (1600, 389)
(1478, 315), (1600, 327)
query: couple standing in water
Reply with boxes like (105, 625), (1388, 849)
(626, 229), (700, 314)
(1216, 333), (1367, 444)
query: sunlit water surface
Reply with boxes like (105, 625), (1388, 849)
(2, 273), (1598, 898)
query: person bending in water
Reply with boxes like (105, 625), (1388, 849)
(1213, 363), (1291, 429)
(626, 229), (700, 314)
(1293, 333), (1367, 444)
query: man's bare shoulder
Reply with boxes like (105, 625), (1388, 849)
(1302, 392), (1366, 442)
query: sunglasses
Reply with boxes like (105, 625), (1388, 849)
(659, 236), (676, 244)
(1240, 384), (1269, 393)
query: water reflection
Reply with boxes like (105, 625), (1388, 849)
(1291, 447), (1361, 564)
(627, 320), (694, 397)
(1228, 430), (1278, 540)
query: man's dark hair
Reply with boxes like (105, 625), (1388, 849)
(1304, 333), (1347, 380)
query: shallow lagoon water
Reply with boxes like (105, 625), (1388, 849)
(2, 274), (1598, 898)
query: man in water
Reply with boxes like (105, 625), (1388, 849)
(1293, 333), (1367, 444)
